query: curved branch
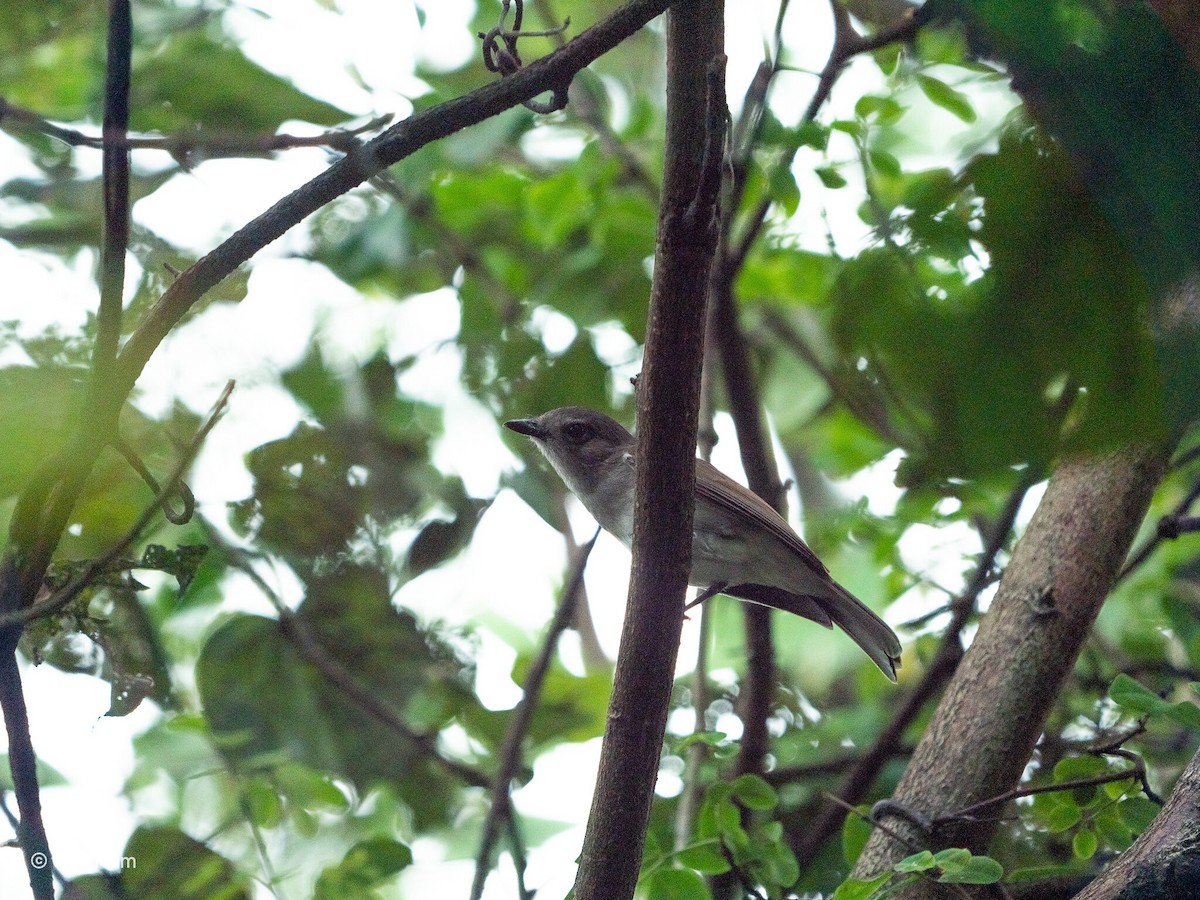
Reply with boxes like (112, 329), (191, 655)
(113, 0), (678, 407)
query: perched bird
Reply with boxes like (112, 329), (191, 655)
(505, 406), (901, 680)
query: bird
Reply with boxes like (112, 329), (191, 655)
(504, 406), (901, 680)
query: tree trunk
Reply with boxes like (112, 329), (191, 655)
(852, 446), (1168, 896)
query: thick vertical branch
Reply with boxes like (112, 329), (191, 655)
(0, 7), (132, 900)
(708, 274), (779, 778)
(852, 446), (1168, 896)
(96, 0), (131, 372)
(572, 2), (725, 897)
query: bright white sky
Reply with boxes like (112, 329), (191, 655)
(0, 2), (1028, 897)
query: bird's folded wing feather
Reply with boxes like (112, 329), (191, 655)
(692, 458), (831, 577)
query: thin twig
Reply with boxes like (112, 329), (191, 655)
(935, 751), (1159, 826)
(727, 0), (924, 275)
(95, 0), (132, 376)
(1118, 469), (1200, 581)
(470, 529), (599, 900)
(0, 98), (392, 156)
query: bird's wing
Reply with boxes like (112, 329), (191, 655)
(692, 457), (831, 578)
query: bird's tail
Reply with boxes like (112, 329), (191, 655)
(725, 582), (901, 681)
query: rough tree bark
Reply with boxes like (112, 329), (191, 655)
(571, 1), (725, 898)
(1072, 742), (1200, 899)
(852, 446), (1168, 896)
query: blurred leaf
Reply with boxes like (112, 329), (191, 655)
(314, 837), (412, 900)
(729, 773), (777, 811)
(832, 873), (892, 899)
(916, 73), (977, 123)
(196, 565), (477, 828)
(934, 849), (1003, 884)
(637, 867), (711, 900)
(0, 755), (66, 791)
(1072, 828), (1098, 860)
(140, 544), (208, 595)
(132, 29), (348, 132)
(953, 1), (1200, 434)
(0, 366), (81, 501)
(816, 166), (848, 189)
(243, 776), (283, 829)
(119, 826), (250, 899)
(1110, 673), (1200, 728)
(675, 842), (730, 875)
(769, 166), (801, 217)
(855, 95), (904, 125)
(841, 805), (873, 866)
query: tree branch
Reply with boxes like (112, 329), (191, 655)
(113, 0), (678, 409)
(470, 529), (598, 900)
(572, 3), (725, 896)
(0, 98), (393, 156)
(1072, 743), (1200, 900)
(852, 446), (1169, 897)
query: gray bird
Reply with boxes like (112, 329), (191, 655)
(505, 406), (901, 680)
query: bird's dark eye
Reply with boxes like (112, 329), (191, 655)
(562, 422), (593, 443)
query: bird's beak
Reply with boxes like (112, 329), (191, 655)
(504, 418), (545, 439)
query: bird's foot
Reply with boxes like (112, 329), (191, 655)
(684, 582), (728, 611)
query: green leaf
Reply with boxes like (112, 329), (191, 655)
(121, 826), (250, 899)
(895, 850), (936, 873)
(833, 873), (892, 899)
(1168, 700), (1200, 729)
(934, 849), (1004, 884)
(315, 837), (413, 900)
(855, 95), (904, 125)
(1119, 796), (1161, 832)
(1073, 828), (1098, 860)
(1110, 673), (1167, 713)
(132, 29), (348, 132)
(1046, 801), (1082, 833)
(637, 867), (711, 900)
(196, 567), (474, 829)
(730, 773), (778, 811)
(0, 755), (66, 791)
(842, 806), (873, 866)
(675, 842), (731, 875)
(830, 119), (864, 137)
(769, 165), (801, 217)
(816, 166), (849, 189)
(916, 73), (977, 123)
(1110, 674), (1200, 727)
(795, 120), (831, 151)
(868, 148), (901, 178)
(672, 731), (728, 752)
(243, 777), (282, 829)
